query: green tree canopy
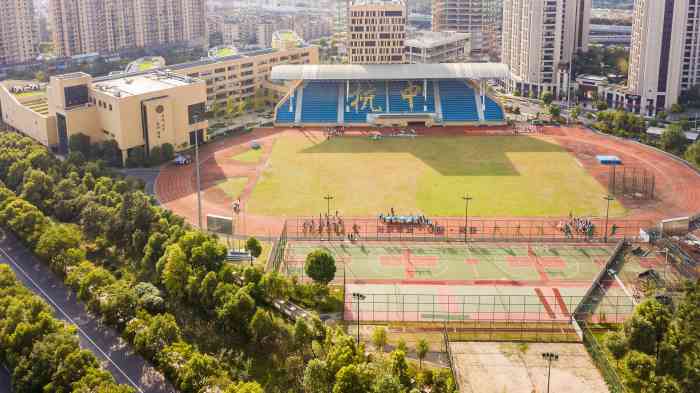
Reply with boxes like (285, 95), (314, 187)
(304, 250), (336, 285)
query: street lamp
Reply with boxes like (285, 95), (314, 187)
(603, 195), (614, 242)
(351, 292), (366, 344)
(462, 194), (473, 242)
(542, 352), (559, 393)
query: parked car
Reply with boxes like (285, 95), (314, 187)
(173, 154), (191, 165)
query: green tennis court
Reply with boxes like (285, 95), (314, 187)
(284, 241), (615, 285)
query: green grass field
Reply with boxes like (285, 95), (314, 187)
(231, 148), (264, 163)
(245, 134), (626, 217)
(214, 177), (248, 199)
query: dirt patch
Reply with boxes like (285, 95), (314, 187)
(450, 341), (609, 393)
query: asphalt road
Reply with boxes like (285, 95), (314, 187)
(0, 228), (176, 393)
(0, 366), (10, 393)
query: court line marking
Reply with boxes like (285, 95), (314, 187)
(0, 242), (145, 393)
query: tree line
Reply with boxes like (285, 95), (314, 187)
(603, 282), (699, 392)
(0, 131), (456, 393)
(0, 265), (135, 393)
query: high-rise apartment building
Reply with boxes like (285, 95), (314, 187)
(626, 0), (698, 115)
(501, 0), (590, 97)
(0, 0), (38, 64)
(431, 0), (502, 61)
(348, 0), (407, 64)
(50, 0), (207, 57)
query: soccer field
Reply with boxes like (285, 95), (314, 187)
(245, 133), (626, 217)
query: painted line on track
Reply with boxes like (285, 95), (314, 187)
(0, 240), (145, 393)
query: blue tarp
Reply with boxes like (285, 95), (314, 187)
(596, 155), (622, 165)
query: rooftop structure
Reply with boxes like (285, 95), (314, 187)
(405, 31), (471, 63)
(125, 57), (167, 73)
(272, 30), (305, 50)
(271, 63), (509, 81)
(92, 72), (196, 98)
(209, 46), (240, 59)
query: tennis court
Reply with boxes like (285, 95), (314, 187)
(284, 241), (637, 323)
(284, 242), (615, 285)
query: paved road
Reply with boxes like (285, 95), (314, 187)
(0, 366), (10, 393)
(0, 228), (176, 393)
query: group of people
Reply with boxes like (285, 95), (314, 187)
(325, 127), (345, 139)
(558, 215), (596, 238)
(301, 212), (345, 237)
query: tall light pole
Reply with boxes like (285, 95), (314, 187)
(462, 194), (472, 242)
(324, 194), (334, 217)
(542, 352), (559, 393)
(603, 195), (614, 242)
(194, 120), (203, 229)
(352, 292), (365, 344)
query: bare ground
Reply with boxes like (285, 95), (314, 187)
(450, 342), (609, 393)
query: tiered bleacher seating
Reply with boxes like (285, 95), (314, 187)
(345, 81), (387, 123)
(484, 96), (505, 121)
(388, 81), (435, 113)
(275, 96), (295, 123)
(301, 81), (339, 123)
(438, 81), (479, 122)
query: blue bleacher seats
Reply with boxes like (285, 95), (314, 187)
(484, 96), (505, 121)
(275, 96), (295, 123)
(388, 81), (435, 113)
(438, 81), (479, 122)
(301, 81), (339, 123)
(344, 81), (387, 123)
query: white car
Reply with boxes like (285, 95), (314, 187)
(173, 155), (192, 166)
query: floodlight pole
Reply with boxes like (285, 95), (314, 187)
(603, 195), (614, 242)
(194, 119), (203, 229)
(462, 194), (473, 242)
(542, 352), (559, 393)
(352, 293), (365, 344)
(324, 194), (334, 217)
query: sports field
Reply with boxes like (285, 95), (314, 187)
(284, 241), (637, 323)
(245, 134), (626, 217)
(284, 242), (614, 284)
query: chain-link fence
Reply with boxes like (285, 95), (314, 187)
(286, 217), (651, 243)
(607, 166), (655, 200)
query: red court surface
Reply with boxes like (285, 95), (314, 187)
(155, 126), (700, 237)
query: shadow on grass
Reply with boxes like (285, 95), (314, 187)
(299, 135), (565, 176)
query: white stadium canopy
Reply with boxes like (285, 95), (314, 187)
(271, 63), (510, 81)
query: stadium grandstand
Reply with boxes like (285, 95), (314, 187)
(270, 63), (508, 127)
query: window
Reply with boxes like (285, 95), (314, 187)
(188, 102), (206, 124)
(64, 85), (89, 107)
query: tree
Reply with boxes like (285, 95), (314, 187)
(548, 105), (561, 118)
(371, 373), (405, 393)
(596, 101), (609, 111)
(396, 338), (407, 353)
(389, 350), (410, 387)
(304, 250), (336, 285)
(36, 223), (85, 273)
(571, 105), (581, 121)
(35, 71), (47, 82)
(216, 287), (256, 335)
(333, 364), (371, 393)
(685, 141), (700, 167)
(541, 91), (553, 105)
(20, 168), (54, 212)
(245, 237), (262, 260)
(161, 244), (191, 299)
(161, 143), (175, 161)
(660, 124), (687, 155)
(371, 326), (387, 354)
(416, 339), (429, 369)
(670, 103), (684, 114)
(303, 359), (331, 393)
